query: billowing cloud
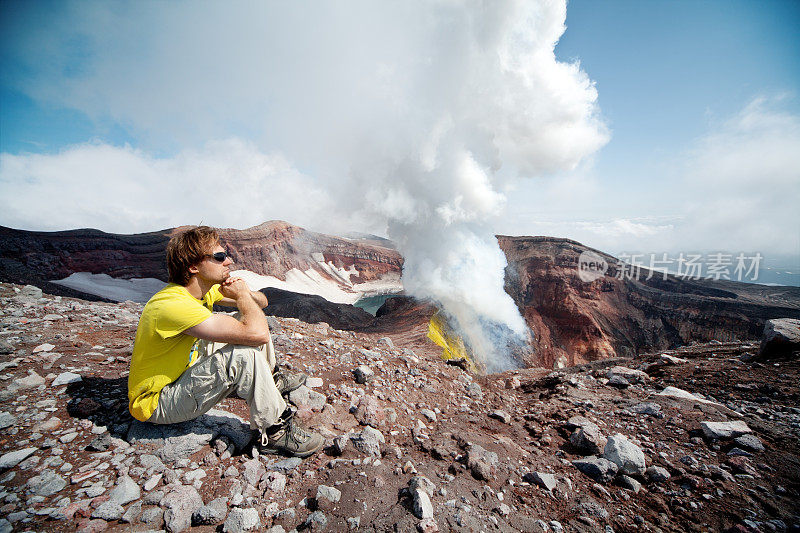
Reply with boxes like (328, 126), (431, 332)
(0, 139), (331, 233)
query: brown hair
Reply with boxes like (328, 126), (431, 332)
(166, 226), (220, 285)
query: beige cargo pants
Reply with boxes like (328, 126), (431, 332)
(148, 335), (287, 437)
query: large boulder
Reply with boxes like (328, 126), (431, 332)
(192, 497), (228, 526)
(108, 476), (140, 506)
(607, 366), (649, 385)
(569, 422), (607, 456)
(350, 426), (385, 457)
(603, 434), (646, 476)
(573, 457), (619, 483)
(162, 485), (204, 532)
(759, 318), (800, 359)
(466, 444), (499, 481)
(223, 507), (261, 532)
(700, 420), (751, 440)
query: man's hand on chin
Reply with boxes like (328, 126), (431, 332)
(219, 277), (250, 301)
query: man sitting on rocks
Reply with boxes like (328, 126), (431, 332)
(127, 226), (323, 457)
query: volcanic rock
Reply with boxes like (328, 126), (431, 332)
(607, 366), (649, 385)
(627, 402), (662, 416)
(162, 485), (204, 533)
(350, 426), (384, 456)
(523, 471), (558, 491)
(466, 444), (498, 481)
(91, 501), (124, 521)
(193, 497), (228, 526)
(140, 507), (164, 527)
(288, 385), (327, 412)
(572, 457), (619, 483)
(353, 395), (383, 427)
(646, 466), (671, 483)
(618, 475), (641, 493)
(488, 409), (512, 424)
(412, 488), (433, 519)
(26, 470), (67, 496)
(305, 510), (328, 531)
(0, 412), (17, 430)
(127, 408), (251, 460)
(316, 485), (341, 505)
(223, 507), (261, 533)
(408, 476), (436, 496)
(108, 476), (140, 506)
(603, 433), (646, 476)
(52, 372), (82, 386)
(17, 284), (43, 299)
(607, 374), (630, 388)
(569, 422), (607, 455)
(353, 365), (375, 384)
(700, 420), (752, 440)
(734, 434), (764, 452)
(0, 447), (37, 469)
(121, 501), (142, 523)
(759, 318), (800, 359)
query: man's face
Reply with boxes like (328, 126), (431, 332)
(195, 242), (233, 284)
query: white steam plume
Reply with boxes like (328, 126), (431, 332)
(340, 1), (608, 371)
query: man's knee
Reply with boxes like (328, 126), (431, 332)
(220, 344), (262, 383)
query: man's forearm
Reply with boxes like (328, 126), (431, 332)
(237, 293), (270, 336)
(250, 290), (268, 309)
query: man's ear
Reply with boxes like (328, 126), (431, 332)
(188, 263), (200, 275)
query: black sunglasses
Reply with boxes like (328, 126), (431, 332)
(205, 251), (230, 262)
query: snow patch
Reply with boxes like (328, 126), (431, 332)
(232, 267), (402, 305)
(51, 273), (166, 303)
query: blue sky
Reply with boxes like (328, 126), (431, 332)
(555, 0), (799, 191)
(1, 0), (798, 279)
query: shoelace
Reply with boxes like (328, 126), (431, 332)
(287, 420), (311, 442)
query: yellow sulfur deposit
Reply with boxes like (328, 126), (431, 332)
(427, 311), (478, 373)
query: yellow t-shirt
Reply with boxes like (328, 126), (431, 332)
(128, 283), (224, 421)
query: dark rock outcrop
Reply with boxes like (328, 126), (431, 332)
(758, 318), (800, 359)
(256, 287), (376, 331)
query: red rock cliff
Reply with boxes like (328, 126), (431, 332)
(498, 236), (800, 368)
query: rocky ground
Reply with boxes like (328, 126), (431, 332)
(0, 282), (798, 533)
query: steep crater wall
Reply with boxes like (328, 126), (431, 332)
(498, 236), (800, 368)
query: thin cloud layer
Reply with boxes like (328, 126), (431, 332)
(500, 96), (800, 259)
(678, 97), (800, 256)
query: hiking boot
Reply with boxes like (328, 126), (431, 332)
(273, 367), (307, 395)
(258, 416), (324, 458)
